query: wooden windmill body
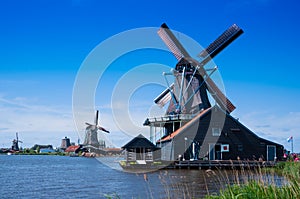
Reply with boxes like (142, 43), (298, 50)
(83, 110), (109, 149)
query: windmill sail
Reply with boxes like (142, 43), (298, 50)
(95, 110), (99, 126)
(98, 126), (110, 133)
(198, 24), (244, 59)
(157, 23), (190, 60)
(157, 23), (243, 113)
(154, 83), (174, 107)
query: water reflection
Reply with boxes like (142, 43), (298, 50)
(0, 155), (287, 199)
(138, 168), (287, 198)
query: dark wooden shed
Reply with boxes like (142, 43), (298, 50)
(122, 134), (159, 163)
(156, 106), (284, 162)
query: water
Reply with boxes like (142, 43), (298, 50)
(0, 155), (285, 199)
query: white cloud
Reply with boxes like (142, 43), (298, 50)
(3, 91), (298, 153)
(92, 96), (168, 147)
(98, 100), (154, 145)
(237, 110), (300, 152)
(0, 96), (77, 148)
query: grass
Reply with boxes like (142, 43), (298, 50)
(206, 181), (300, 199)
(205, 161), (300, 199)
(104, 161), (300, 199)
(206, 179), (300, 199)
(281, 161), (300, 179)
(13, 151), (66, 156)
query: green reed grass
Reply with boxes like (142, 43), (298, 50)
(104, 161), (300, 199)
(206, 161), (300, 199)
(206, 179), (300, 199)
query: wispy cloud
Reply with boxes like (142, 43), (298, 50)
(237, 110), (300, 152)
(0, 96), (77, 147)
(92, 97), (166, 147)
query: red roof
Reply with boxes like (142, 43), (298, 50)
(65, 145), (80, 152)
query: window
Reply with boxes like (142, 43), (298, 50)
(237, 144), (243, 152)
(212, 128), (221, 136)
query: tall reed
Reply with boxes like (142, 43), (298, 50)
(205, 161), (300, 199)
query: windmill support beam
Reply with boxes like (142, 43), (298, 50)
(178, 66), (186, 112)
(187, 58), (236, 113)
(183, 66), (218, 109)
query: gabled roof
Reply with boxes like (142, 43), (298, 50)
(158, 105), (283, 148)
(122, 134), (157, 149)
(158, 108), (212, 143)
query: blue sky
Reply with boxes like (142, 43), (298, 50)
(0, 0), (300, 152)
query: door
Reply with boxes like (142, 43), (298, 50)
(215, 145), (221, 160)
(209, 144), (215, 160)
(267, 145), (276, 161)
(209, 144), (221, 160)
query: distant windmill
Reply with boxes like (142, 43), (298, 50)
(83, 110), (109, 148)
(11, 132), (23, 151)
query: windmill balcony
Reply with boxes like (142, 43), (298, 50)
(143, 113), (196, 127)
(143, 113), (196, 144)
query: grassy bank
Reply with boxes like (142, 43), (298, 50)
(205, 161), (300, 199)
(104, 161), (300, 199)
(206, 179), (300, 199)
(6, 150), (67, 156)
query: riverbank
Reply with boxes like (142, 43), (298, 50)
(204, 161), (300, 199)
(1, 150), (66, 156)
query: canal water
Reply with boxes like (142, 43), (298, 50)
(0, 155), (285, 198)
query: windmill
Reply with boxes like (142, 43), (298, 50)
(155, 23), (243, 115)
(11, 132), (23, 151)
(83, 110), (109, 149)
(145, 23), (244, 139)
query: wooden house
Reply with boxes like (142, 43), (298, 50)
(152, 106), (283, 162)
(122, 134), (159, 163)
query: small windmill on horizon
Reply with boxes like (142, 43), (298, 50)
(12, 132), (23, 151)
(83, 110), (109, 149)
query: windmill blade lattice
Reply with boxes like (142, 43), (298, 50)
(157, 23), (190, 60)
(157, 23), (243, 113)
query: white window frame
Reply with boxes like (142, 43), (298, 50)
(212, 128), (221, 136)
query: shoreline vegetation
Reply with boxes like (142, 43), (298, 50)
(204, 161), (300, 199)
(0, 149), (66, 156)
(105, 161), (300, 199)
(7, 151), (67, 156)
(1, 150), (123, 157)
